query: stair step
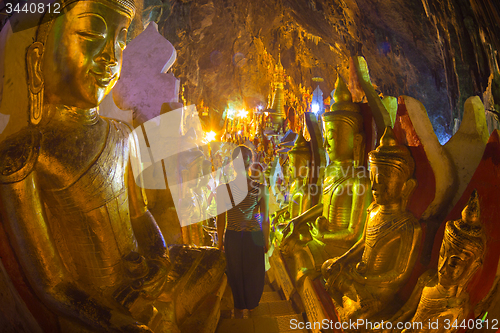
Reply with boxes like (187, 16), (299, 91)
(263, 284), (274, 292)
(260, 291), (282, 303)
(250, 300), (295, 317)
(215, 316), (307, 333)
(275, 314), (307, 332)
(216, 318), (254, 333)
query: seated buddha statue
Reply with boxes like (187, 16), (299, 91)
(385, 190), (486, 333)
(281, 76), (372, 283)
(321, 127), (421, 322)
(0, 1), (225, 332)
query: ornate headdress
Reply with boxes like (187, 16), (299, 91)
(368, 127), (415, 179)
(322, 76), (363, 132)
(445, 190), (486, 259)
(288, 131), (311, 158)
(36, 0), (135, 44)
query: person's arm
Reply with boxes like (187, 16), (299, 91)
(260, 184), (270, 251)
(0, 173), (150, 332)
(215, 184), (228, 251)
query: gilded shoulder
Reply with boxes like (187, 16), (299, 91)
(0, 128), (40, 183)
(417, 269), (437, 287)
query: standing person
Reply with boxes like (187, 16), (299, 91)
(216, 145), (270, 318)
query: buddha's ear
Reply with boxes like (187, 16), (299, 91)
(353, 133), (365, 168)
(27, 42), (44, 94)
(401, 178), (417, 208)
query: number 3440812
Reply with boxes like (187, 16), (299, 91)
(5, 2), (60, 14)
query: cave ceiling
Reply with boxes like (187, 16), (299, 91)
(104, 0), (500, 141)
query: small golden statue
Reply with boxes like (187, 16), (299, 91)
(322, 127), (421, 322)
(272, 132), (312, 240)
(281, 76), (372, 283)
(0, 1), (225, 332)
(386, 190), (486, 333)
(286, 132), (312, 218)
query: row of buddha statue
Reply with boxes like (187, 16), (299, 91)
(270, 72), (490, 332)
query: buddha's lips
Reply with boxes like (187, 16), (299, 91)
(90, 71), (117, 87)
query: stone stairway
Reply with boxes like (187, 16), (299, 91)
(215, 282), (307, 333)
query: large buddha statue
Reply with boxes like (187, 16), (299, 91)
(0, 1), (225, 332)
(385, 190), (486, 333)
(321, 127), (421, 323)
(281, 76), (372, 282)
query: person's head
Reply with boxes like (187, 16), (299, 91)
(368, 127), (416, 206)
(322, 76), (364, 165)
(27, 0), (135, 124)
(439, 190), (486, 294)
(232, 145), (253, 176)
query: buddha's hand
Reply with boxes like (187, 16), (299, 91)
(309, 216), (328, 240)
(280, 218), (300, 253)
(321, 257), (343, 281)
(281, 219), (294, 238)
(114, 254), (170, 306)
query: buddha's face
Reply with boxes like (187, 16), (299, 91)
(42, 1), (131, 109)
(324, 119), (355, 162)
(370, 164), (406, 205)
(438, 240), (472, 287)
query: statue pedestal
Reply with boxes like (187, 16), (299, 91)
(301, 276), (339, 333)
(269, 252), (294, 300)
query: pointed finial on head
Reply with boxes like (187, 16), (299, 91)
(380, 126), (398, 147)
(461, 189), (481, 226)
(368, 127), (415, 178)
(445, 190), (486, 261)
(323, 75), (361, 126)
(289, 131), (311, 156)
(333, 76), (352, 105)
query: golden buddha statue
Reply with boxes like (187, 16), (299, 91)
(321, 127), (421, 322)
(286, 132), (313, 219)
(281, 76), (372, 283)
(385, 190), (486, 333)
(272, 132), (312, 237)
(0, 1), (225, 332)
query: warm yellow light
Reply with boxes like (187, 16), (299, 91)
(237, 109), (248, 118)
(205, 131), (216, 142)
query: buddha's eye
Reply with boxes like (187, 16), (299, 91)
(77, 30), (106, 39)
(448, 255), (464, 268)
(75, 14), (107, 40)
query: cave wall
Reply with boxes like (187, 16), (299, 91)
(0, 0), (497, 141)
(144, 0), (499, 143)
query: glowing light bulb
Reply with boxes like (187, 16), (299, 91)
(205, 131), (216, 142)
(311, 103), (320, 114)
(237, 109), (248, 118)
